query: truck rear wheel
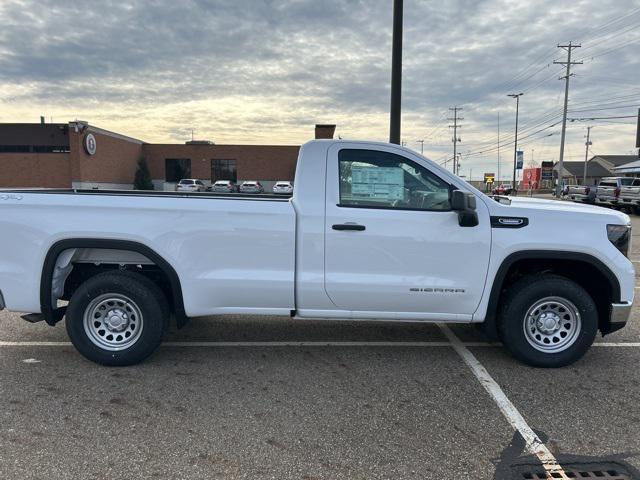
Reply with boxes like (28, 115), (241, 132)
(66, 271), (169, 366)
(498, 274), (598, 368)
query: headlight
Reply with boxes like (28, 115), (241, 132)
(607, 224), (631, 257)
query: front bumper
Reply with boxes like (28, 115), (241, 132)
(607, 302), (633, 334)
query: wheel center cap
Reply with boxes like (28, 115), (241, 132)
(105, 310), (127, 331)
(538, 313), (560, 333)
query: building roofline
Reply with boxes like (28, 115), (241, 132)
(143, 143), (301, 148)
(69, 122), (145, 145)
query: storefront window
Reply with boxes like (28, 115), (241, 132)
(165, 158), (191, 182)
(211, 159), (237, 182)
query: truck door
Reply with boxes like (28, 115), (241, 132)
(323, 144), (491, 319)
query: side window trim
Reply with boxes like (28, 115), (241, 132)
(337, 148), (453, 212)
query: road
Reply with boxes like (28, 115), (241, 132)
(1, 210), (639, 479)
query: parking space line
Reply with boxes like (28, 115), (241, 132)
(438, 323), (565, 475)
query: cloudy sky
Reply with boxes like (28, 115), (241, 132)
(0, 0), (638, 180)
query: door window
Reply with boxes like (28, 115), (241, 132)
(338, 149), (451, 211)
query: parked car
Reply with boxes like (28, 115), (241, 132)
(568, 185), (596, 204)
(0, 140), (634, 368)
(273, 181), (294, 194)
(209, 180), (238, 193)
(176, 179), (205, 192)
(618, 178), (640, 214)
(595, 177), (635, 207)
(492, 184), (515, 196)
(239, 181), (264, 193)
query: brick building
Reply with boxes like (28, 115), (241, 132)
(0, 121), (336, 190)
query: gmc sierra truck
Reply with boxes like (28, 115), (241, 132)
(0, 140), (634, 367)
(619, 178), (640, 214)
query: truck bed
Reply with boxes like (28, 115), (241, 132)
(0, 189), (296, 316)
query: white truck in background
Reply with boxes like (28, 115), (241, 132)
(619, 178), (640, 214)
(0, 140), (634, 367)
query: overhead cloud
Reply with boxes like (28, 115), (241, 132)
(0, 0), (638, 178)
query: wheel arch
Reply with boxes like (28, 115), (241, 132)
(40, 238), (188, 328)
(481, 250), (621, 340)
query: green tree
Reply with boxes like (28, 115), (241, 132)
(133, 157), (154, 190)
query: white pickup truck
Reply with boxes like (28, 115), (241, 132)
(0, 140), (634, 367)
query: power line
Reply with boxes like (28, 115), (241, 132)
(464, 121), (561, 158)
(569, 104), (640, 113)
(569, 115), (637, 121)
(577, 7), (640, 45)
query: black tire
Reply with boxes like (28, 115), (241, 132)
(498, 274), (598, 368)
(66, 270), (169, 366)
(632, 206), (640, 216)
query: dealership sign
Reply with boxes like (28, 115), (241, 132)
(84, 133), (97, 155)
(484, 172), (495, 183)
(541, 160), (553, 179)
(516, 150), (523, 169)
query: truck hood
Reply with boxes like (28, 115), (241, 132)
(489, 196), (630, 224)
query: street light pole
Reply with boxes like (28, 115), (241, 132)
(389, 0), (403, 145)
(508, 93), (523, 194)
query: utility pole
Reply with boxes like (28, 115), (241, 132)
(497, 112), (501, 182)
(583, 126), (592, 185)
(416, 139), (424, 155)
(507, 93), (523, 192)
(389, 0), (403, 144)
(448, 107), (463, 175)
(636, 108), (640, 158)
(554, 42), (582, 196)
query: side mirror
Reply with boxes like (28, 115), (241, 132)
(450, 190), (479, 227)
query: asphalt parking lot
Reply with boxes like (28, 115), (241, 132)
(1, 210), (640, 479)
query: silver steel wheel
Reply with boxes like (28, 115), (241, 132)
(83, 293), (144, 351)
(523, 296), (581, 353)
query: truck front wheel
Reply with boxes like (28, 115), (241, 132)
(66, 271), (169, 366)
(498, 275), (598, 367)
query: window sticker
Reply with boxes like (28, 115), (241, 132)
(351, 166), (404, 200)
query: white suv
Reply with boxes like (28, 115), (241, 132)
(176, 179), (205, 192)
(273, 181), (294, 194)
(239, 181), (264, 193)
(209, 180), (238, 193)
